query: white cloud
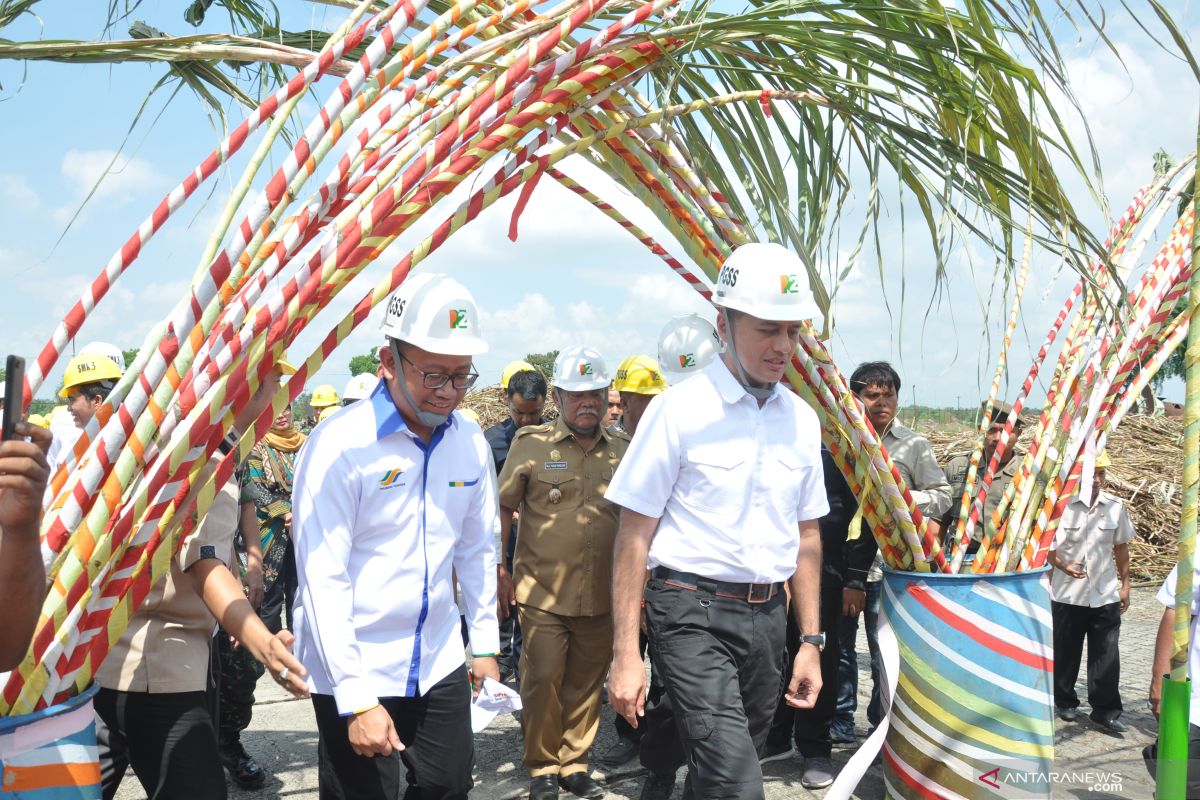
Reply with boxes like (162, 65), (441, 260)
(0, 173), (39, 209)
(59, 149), (166, 203)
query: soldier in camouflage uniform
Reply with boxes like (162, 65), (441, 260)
(215, 401), (307, 789)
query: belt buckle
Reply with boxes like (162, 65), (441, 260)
(746, 583), (771, 604)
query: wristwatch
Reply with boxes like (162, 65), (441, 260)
(799, 632), (826, 652)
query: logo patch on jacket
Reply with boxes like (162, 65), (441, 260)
(379, 468), (406, 489)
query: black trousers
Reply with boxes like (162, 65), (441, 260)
(645, 577), (786, 800)
(499, 525), (523, 681)
(1052, 600), (1123, 718)
(95, 687), (226, 800)
(613, 630), (687, 776)
(614, 632), (648, 743)
(767, 583), (843, 757)
(312, 666), (474, 800)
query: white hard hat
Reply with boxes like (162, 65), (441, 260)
(658, 314), (722, 382)
(343, 373), (376, 402)
(712, 242), (820, 322)
(552, 346), (611, 392)
(79, 341), (126, 375)
(379, 273), (488, 356)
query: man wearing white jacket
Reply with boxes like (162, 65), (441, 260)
(292, 273), (499, 800)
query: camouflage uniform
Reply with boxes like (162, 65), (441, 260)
(217, 439), (301, 743)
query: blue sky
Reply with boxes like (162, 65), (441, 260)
(0, 1), (1196, 408)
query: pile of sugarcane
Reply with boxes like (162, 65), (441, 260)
(923, 416), (1185, 582)
(0, 0), (1133, 716)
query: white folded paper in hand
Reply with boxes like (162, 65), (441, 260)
(471, 677), (523, 733)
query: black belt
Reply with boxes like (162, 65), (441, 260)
(651, 567), (783, 604)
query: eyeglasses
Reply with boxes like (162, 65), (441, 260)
(399, 350), (479, 390)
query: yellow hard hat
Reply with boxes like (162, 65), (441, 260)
(500, 360), (537, 389)
(317, 405), (339, 424)
(613, 355), (667, 395)
(59, 355), (123, 398)
(1095, 450), (1112, 470)
(277, 359), (298, 376)
(26, 413), (48, 428)
(310, 384), (340, 408)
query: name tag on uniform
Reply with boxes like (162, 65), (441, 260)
(543, 461), (569, 470)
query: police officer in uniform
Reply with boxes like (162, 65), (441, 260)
(497, 347), (631, 800)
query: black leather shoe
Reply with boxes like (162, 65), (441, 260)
(639, 772), (676, 800)
(219, 740), (266, 789)
(1092, 714), (1128, 733)
(600, 735), (639, 766)
(559, 772), (604, 799)
(1056, 706), (1078, 722)
(530, 776), (560, 800)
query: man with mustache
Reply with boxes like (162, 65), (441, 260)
(497, 347), (631, 800)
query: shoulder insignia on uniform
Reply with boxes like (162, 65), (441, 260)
(200, 545), (217, 560)
(513, 423), (552, 440)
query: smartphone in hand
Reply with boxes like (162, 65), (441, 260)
(2, 355), (25, 441)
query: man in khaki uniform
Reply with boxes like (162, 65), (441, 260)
(942, 400), (1025, 555)
(498, 347), (630, 800)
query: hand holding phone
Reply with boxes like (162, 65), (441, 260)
(2, 355), (25, 441)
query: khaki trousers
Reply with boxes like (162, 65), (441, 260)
(517, 604), (613, 777)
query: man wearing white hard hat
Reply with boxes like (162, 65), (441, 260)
(657, 313), (722, 385)
(607, 242), (829, 799)
(342, 373), (378, 405)
(496, 348), (631, 800)
(291, 273), (499, 800)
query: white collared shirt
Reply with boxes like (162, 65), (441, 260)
(291, 380), (499, 714)
(1157, 562), (1200, 725)
(605, 358), (828, 584)
(1051, 491), (1134, 607)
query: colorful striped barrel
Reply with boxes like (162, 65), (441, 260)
(880, 567), (1054, 799)
(0, 684), (100, 798)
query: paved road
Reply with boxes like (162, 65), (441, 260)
(115, 585), (1169, 799)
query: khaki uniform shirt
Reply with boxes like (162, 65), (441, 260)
(96, 482), (236, 693)
(1051, 491), (1134, 607)
(497, 418), (630, 617)
(944, 453), (1020, 541)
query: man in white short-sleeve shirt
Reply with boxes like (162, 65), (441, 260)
(1048, 450), (1133, 732)
(1150, 561), (1200, 795)
(607, 242), (829, 799)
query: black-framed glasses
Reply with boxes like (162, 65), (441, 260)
(399, 350), (479, 390)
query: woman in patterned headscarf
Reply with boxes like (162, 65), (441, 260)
(216, 401), (308, 789)
(240, 401), (307, 624)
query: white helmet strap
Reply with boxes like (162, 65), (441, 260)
(721, 308), (774, 401)
(389, 338), (450, 429)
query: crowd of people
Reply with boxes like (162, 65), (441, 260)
(0, 239), (1185, 800)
